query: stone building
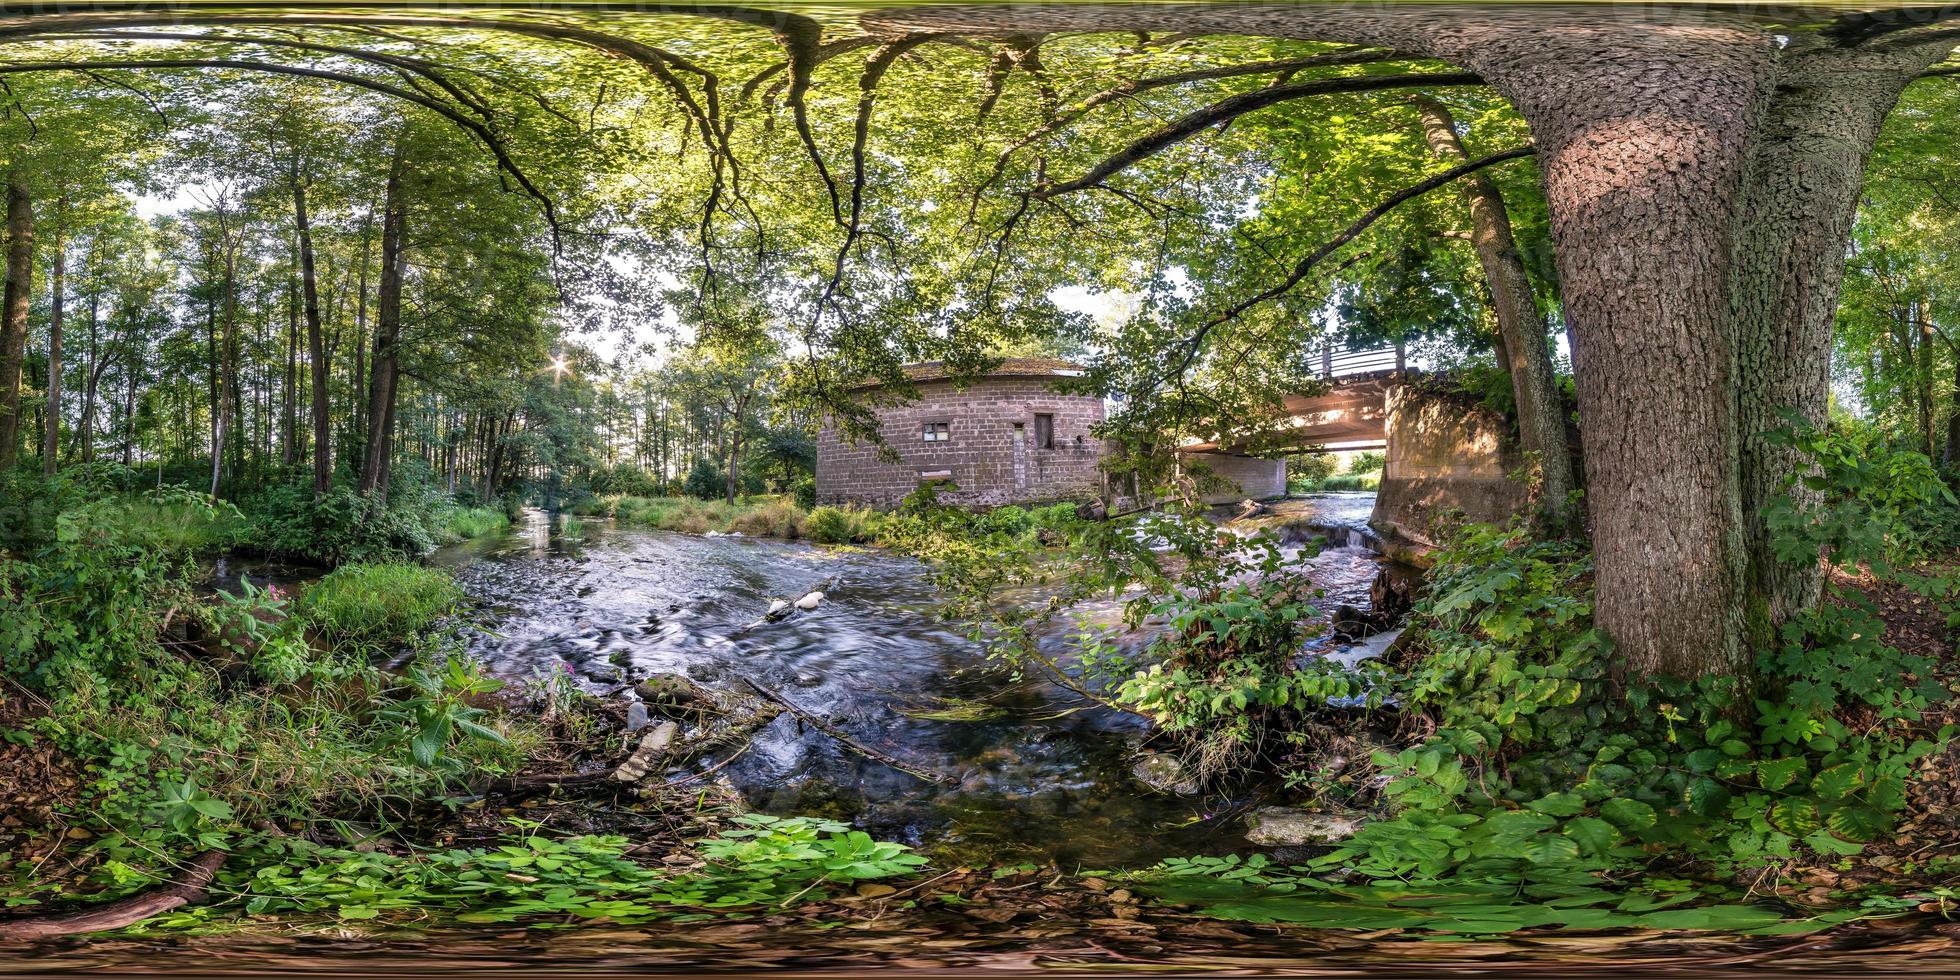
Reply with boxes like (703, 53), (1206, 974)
(815, 359), (1106, 508)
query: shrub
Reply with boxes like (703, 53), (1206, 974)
(728, 498), (805, 538)
(804, 505), (862, 544)
(1319, 471), (1381, 492)
(683, 458), (725, 501)
(439, 506), (509, 542)
(1346, 450), (1386, 474)
(1286, 453), (1339, 493)
(791, 475), (818, 510)
(295, 563), (463, 652)
(246, 483), (442, 565)
(591, 464), (662, 498)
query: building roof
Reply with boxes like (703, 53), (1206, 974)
(854, 358), (1088, 389)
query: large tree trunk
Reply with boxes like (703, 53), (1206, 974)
(294, 174), (332, 497)
(0, 182), (30, 472)
(358, 141), (408, 504)
(1412, 95), (1576, 528)
(41, 209), (63, 477)
(1729, 39), (1952, 645)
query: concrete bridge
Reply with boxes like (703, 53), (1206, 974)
(1176, 345), (1540, 545)
(1177, 343), (1405, 457)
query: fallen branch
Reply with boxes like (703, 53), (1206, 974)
(0, 850), (226, 940)
(743, 679), (959, 786)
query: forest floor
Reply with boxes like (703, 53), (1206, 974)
(0, 683), (87, 872)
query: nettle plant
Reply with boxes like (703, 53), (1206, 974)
(1113, 525), (1386, 777)
(1335, 423), (1958, 880)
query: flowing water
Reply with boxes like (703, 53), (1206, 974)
(423, 495), (1397, 867)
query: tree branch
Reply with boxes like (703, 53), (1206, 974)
(1159, 144), (1536, 388)
(1040, 71), (1485, 197)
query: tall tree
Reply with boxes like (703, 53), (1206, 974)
(0, 181), (29, 472)
(1410, 95), (1573, 525)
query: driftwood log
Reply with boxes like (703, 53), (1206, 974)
(0, 850), (226, 941)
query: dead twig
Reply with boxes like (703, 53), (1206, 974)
(743, 679), (959, 786)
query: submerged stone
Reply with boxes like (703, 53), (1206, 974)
(1131, 752), (1203, 795)
(1244, 807), (1367, 847)
(635, 672), (701, 706)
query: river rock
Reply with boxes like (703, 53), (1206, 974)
(1131, 752), (1203, 795)
(1244, 807), (1367, 847)
(635, 672), (702, 706)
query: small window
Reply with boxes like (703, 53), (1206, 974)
(922, 422), (950, 443)
(1033, 414), (1054, 449)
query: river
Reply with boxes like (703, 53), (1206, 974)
(421, 494), (1396, 867)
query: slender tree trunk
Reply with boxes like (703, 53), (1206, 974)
(42, 207), (64, 476)
(359, 140), (409, 503)
(282, 274), (297, 468)
(1412, 95), (1575, 526)
(210, 224), (239, 498)
(1918, 309), (1939, 460)
(120, 302), (139, 467)
(1945, 345), (1960, 470)
(293, 173), (332, 497)
(77, 280), (99, 464)
(0, 182), (31, 472)
(351, 225), (371, 456)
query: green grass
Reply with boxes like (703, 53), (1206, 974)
(72, 489), (250, 554)
(295, 563), (464, 652)
(438, 506), (510, 542)
(1317, 472), (1382, 492)
(572, 495), (806, 538)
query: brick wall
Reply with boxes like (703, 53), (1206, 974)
(816, 377), (1106, 508)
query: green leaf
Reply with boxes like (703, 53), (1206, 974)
(1824, 805), (1891, 842)
(1769, 798), (1822, 837)
(1561, 816), (1621, 856)
(1810, 763), (1865, 801)
(1599, 798), (1657, 832)
(1756, 757), (1807, 792)
(1685, 777), (1731, 817)
(1526, 792), (1585, 817)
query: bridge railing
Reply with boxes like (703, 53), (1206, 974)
(1313, 341), (1406, 379)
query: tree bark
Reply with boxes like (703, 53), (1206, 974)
(293, 173), (332, 498)
(76, 278), (99, 464)
(41, 205), (64, 477)
(1412, 95), (1575, 527)
(0, 181), (31, 472)
(1728, 38), (1951, 646)
(358, 139), (408, 503)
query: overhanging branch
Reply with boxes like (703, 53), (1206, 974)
(1159, 144), (1536, 388)
(1040, 70), (1485, 197)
